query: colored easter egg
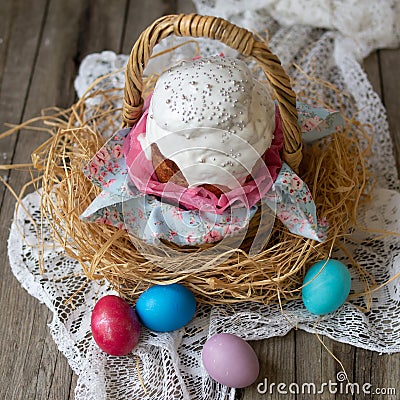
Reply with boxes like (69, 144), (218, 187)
(202, 333), (260, 388)
(135, 283), (196, 332)
(91, 295), (140, 356)
(302, 259), (351, 315)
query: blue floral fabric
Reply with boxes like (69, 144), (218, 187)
(80, 103), (342, 245)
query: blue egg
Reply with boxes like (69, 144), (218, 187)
(135, 283), (196, 332)
(302, 259), (351, 315)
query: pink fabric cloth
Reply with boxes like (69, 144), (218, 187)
(123, 95), (283, 214)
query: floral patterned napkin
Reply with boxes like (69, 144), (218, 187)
(81, 103), (342, 245)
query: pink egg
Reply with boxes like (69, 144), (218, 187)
(202, 333), (259, 388)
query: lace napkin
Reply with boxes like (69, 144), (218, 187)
(7, 1), (400, 399)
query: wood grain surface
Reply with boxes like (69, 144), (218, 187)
(0, 1), (399, 399)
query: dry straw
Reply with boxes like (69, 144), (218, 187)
(0, 14), (377, 305)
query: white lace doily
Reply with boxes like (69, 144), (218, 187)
(8, 1), (400, 399)
(195, 0), (400, 59)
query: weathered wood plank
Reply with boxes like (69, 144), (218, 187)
(0, 0), (13, 87)
(0, 0), (48, 180)
(241, 333), (296, 400)
(0, 0), (88, 396)
(0, 0), (128, 398)
(74, 0), (128, 62)
(0, 1), (49, 398)
(354, 348), (399, 400)
(363, 51), (382, 98)
(121, 0), (178, 54)
(294, 332), (355, 400)
(177, 0), (196, 14)
(321, 338), (355, 400)
(9, 307), (62, 400)
(46, 351), (77, 400)
(69, 373), (78, 400)
(379, 47), (400, 173)
(294, 330), (324, 400)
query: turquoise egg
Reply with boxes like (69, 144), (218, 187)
(135, 283), (196, 332)
(302, 259), (351, 315)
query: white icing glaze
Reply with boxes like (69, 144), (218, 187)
(145, 56), (276, 189)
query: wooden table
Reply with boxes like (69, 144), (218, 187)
(0, 1), (399, 399)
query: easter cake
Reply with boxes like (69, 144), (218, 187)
(140, 56), (276, 197)
(123, 55), (284, 218)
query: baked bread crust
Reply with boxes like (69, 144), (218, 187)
(151, 143), (225, 197)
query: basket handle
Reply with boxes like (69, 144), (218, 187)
(123, 13), (303, 171)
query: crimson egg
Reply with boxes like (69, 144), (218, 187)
(91, 295), (140, 356)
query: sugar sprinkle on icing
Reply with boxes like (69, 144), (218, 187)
(143, 56), (276, 189)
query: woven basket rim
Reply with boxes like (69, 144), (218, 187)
(122, 13), (303, 172)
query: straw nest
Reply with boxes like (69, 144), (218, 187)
(2, 14), (375, 305)
(25, 80), (373, 305)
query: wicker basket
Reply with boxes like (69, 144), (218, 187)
(122, 13), (303, 172)
(36, 13), (368, 305)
